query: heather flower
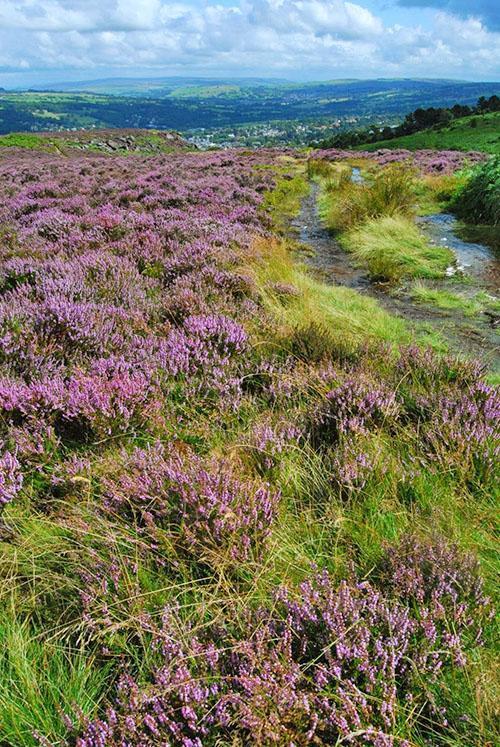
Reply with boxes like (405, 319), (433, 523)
(0, 450), (23, 507)
(250, 419), (302, 472)
(103, 442), (280, 565)
(419, 381), (500, 484)
(312, 376), (399, 446)
(378, 534), (491, 646)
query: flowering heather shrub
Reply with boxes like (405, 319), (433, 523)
(378, 535), (491, 656)
(103, 442), (279, 565)
(0, 367), (156, 439)
(250, 420), (302, 472)
(396, 344), (486, 390)
(312, 148), (487, 174)
(328, 440), (375, 493)
(419, 381), (500, 484)
(0, 451), (23, 507)
(0, 148), (278, 479)
(77, 535), (489, 746)
(311, 375), (399, 446)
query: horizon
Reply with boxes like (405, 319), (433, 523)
(4, 74), (499, 94)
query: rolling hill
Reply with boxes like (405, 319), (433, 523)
(360, 111), (500, 155)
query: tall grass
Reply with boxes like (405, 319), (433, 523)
(321, 163), (416, 232)
(0, 616), (109, 746)
(243, 236), (410, 347)
(342, 215), (454, 281)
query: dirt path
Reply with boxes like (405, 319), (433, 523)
(292, 181), (500, 373)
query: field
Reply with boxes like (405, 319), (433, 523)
(0, 135), (497, 746)
(360, 112), (500, 155)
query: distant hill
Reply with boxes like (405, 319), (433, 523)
(1, 78), (498, 139)
(26, 76), (289, 97)
(359, 112), (500, 155)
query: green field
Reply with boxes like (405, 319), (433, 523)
(360, 112), (500, 154)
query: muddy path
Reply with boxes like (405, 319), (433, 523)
(291, 181), (500, 372)
(290, 182), (369, 290)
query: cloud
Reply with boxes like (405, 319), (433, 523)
(0, 0), (498, 82)
(396, 1), (499, 32)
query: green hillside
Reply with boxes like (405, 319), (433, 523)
(360, 111), (500, 154)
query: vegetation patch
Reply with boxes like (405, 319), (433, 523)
(0, 142), (497, 747)
(320, 162), (416, 233)
(411, 283), (500, 316)
(342, 215), (453, 281)
(451, 156), (500, 225)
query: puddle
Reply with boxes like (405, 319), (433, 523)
(351, 167), (364, 184)
(418, 213), (498, 291)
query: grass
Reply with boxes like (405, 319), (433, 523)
(411, 284), (500, 316)
(342, 214), (453, 281)
(244, 235), (410, 348)
(0, 133), (50, 150)
(0, 615), (109, 746)
(414, 172), (469, 215)
(359, 112), (500, 156)
(261, 167), (310, 230)
(320, 163), (416, 233)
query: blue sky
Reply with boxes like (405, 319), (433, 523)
(0, 0), (498, 87)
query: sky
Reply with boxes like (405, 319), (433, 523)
(0, 0), (499, 87)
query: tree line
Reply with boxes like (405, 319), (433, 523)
(317, 95), (500, 149)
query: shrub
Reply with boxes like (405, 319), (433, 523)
(102, 443), (280, 566)
(77, 536), (490, 746)
(451, 157), (500, 225)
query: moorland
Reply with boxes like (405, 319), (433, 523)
(0, 116), (498, 747)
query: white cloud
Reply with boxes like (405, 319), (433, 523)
(0, 0), (498, 81)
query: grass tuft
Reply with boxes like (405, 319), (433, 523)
(342, 215), (453, 281)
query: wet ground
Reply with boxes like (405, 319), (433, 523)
(290, 182), (369, 290)
(291, 180), (500, 372)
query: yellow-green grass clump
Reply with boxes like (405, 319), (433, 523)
(342, 215), (454, 282)
(320, 163), (416, 233)
(411, 284), (500, 316)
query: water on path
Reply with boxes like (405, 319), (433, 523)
(292, 180), (499, 371)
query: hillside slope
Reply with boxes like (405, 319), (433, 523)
(0, 128), (191, 154)
(360, 111), (500, 155)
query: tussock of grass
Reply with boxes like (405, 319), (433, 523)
(321, 163), (416, 232)
(244, 237), (410, 347)
(411, 284), (500, 316)
(415, 172), (468, 214)
(0, 616), (109, 746)
(343, 215), (454, 281)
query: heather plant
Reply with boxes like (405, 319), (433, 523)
(102, 442), (280, 567)
(76, 534), (491, 746)
(418, 381), (500, 487)
(0, 451), (23, 508)
(311, 374), (399, 447)
(0, 143), (497, 747)
(313, 147), (487, 175)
